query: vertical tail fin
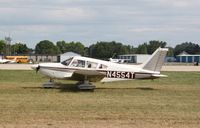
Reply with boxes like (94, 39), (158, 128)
(141, 48), (168, 72)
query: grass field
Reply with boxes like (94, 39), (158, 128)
(0, 70), (200, 128)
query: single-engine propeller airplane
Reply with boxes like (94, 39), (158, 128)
(0, 58), (16, 64)
(31, 47), (168, 90)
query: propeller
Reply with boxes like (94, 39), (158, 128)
(36, 65), (40, 73)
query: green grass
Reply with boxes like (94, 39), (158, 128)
(0, 70), (200, 127)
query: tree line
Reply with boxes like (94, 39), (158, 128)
(0, 39), (200, 59)
(0, 40), (32, 55)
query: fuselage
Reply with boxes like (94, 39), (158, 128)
(32, 56), (161, 82)
(0, 59), (16, 64)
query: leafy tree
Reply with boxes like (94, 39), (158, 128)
(136, 43), (148, 54)
(88, 41), (134, 59)
(167, 47), (174, 57)
(56, 41), (85, 55)
(35, 40), (60, 55)
(56, 41), (66, 53)
(136, 40), (167, 54)
(67, 42), (85, 55)
(147, 40), (167, 54)
(174, 42), (200, 55)
(11, 43), (30, 55)
(83, 47), (89, 57)
(126, 45), (136, 54)
(0, 40), (6, 54)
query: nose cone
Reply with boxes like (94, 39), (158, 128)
(31, 64), (39, 70)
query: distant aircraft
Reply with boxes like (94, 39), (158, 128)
(109, 58), (126, 63)
(0, 58), (16, 64)
(32, 48), (168, 90)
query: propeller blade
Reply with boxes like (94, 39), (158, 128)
(36, 65), (40, 73)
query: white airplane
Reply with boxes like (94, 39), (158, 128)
(109, 58), (126, 63)
(0, 58), (16, 64)
(31, 48), (168, 89)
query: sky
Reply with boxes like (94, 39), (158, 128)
(0, 0), (200, 48)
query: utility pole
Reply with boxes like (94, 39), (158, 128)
(5, 36), (12, 56)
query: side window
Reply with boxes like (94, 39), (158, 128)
(87, 61), (97, 69)
(70, 59), (85, 68)
(99, 64), (107, 69)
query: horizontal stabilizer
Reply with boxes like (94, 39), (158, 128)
(152, 74), (168, 78)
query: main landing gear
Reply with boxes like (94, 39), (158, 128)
(42, 76), (96, 90)
(76, 75), (96, 90)
(76, 81), (96, 90)
(42, 78), (55, 88)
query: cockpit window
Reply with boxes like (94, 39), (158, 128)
(86, 61), (98, 69)
(99, 64), (107, 69)
(70, 59), (85, 68)
(61, 57), (73, 66)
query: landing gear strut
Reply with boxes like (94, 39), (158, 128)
(42, 78), (55, 88)
(76, 76), (96, 90)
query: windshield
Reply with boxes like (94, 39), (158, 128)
(61, 57), (73, 66)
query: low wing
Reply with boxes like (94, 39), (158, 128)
(70, 69), (106, 82)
